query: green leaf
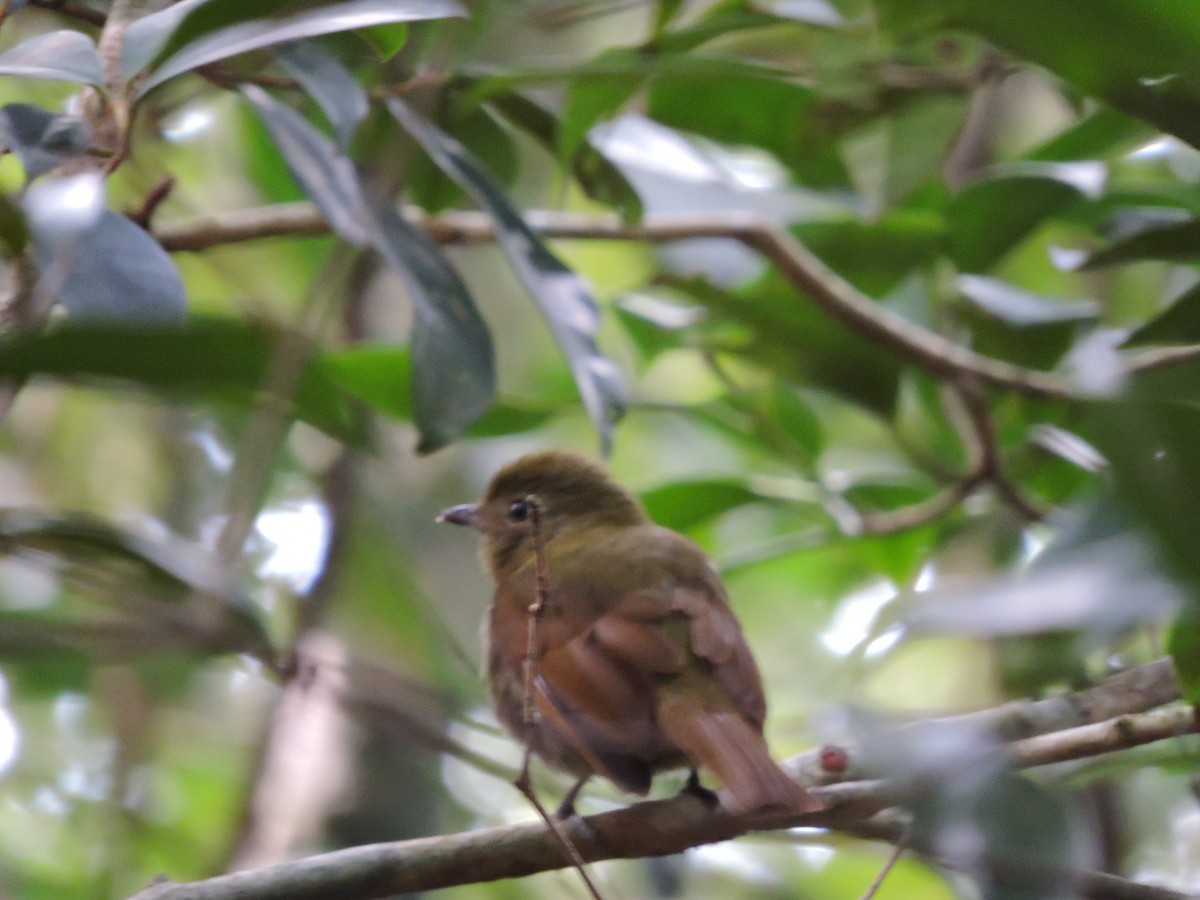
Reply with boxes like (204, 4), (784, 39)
(881, 0), (1200, 149)
(326, 344), (551, 438)
(652, 0), (687, 34)
(640, 478), (763, 532)
(245, 87), (496, 449)
(241, 84), (372, 243)
(947, 172), (1083, 272)
(0, 318), (370, 446)
(1083, 217), (1200, 268)
(368, 206), (496, 452)
(841, 94), (968, 213)
(0, 30), (104, 85)
(1082, 398), (1200, 596)
(276, 40), (369, 148)
(794, 209), (943, 297)
(1168, 614), (1200, 704)
(485, 90), (643, 223)
(647, 62), (849, 187)
(0, 511), (274, 661)
(0, 191), (29, 256)
(389, 97), (627, 452)
(358, 22), (409, 59)
(0, 510), (215, 596)
(407, 104), (518, 214)
(138, 0), (467, 97)
(558, 48), (647, 164)
(1124, 282), (1200, 347)
(1027, 107), (1154, 162)
(668, 272), (902, 414)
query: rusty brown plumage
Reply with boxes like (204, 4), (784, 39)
(439, 450), (822, 817)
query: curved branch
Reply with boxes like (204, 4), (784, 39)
(153, 206), (1200, 399)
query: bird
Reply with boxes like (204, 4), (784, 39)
(438, 450), (822, 818)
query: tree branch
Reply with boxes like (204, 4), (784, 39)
(153, 206), (1200, 398)
(128, 660), (1189, 900)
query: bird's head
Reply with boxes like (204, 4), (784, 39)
(438, 450), (646, 579)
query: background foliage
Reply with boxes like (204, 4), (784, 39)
(1, 0), (1200, 897)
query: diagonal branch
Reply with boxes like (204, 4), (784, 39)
(153, 206), (1200, 399)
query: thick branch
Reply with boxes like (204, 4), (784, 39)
(153, 206), (1200, 398)
(129, 687), (1192, 900)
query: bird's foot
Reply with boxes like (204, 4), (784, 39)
(680, 770), (719, 809)
(555, 775), (589, 819)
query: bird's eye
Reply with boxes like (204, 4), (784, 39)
(507, 499), (530, 522)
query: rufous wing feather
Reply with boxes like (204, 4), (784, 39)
(656, 684), (823, 816)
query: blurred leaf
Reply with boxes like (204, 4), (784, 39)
(0, 192), (29, 256)
(0, 104), (92, 181)
(407, 104), (518, 214)
(485, 89), (643, 222)
(34, 210), (188, 324)
(121, 0), (208, 77)
(947, 172), (1084, 272)
(358, 22), (409, 58)
(647, 62), (850, 187)
(956, 274), (1099, 325)
(1027, 107), (1154, 162)
(1082, 398), (1200, 598)
(640, 478), (763, 532)
(670, 272), (901, 413)
(0, 30), (104, 84)
(908, 534), (1179, 637)
(842, 95), (968, 213)
(389, 97), (627, 451)
(652, 0), (686, 33)
(326, 344), (550, 437)
(276, 40), (369, 148)
(1083, 217), (1200, 267)
(0, 510), (215, 596)
(0, 511), (273, 659)
(1124, 282), (1200, 347)
(245, 86), (496, 448)
(880, 0), (1200, 148)
(795, 210), (943, 297)
(1167, 614), (1200, 704)
(0, 318), (370, 446)
(765, 383), (825, 466)
(138, 0), (467, 97)
(653, 5), (780, 53)
(241, 84), (371, 244)
(558, 48), (648, 164)
(368, 206), (496, 452)
(893, 371), (966, 472)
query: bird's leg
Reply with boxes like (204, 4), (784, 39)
(555, 775), (589, 819)
(680, 769), (719, 808)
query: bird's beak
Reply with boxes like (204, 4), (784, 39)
(437, 503), (480, 528)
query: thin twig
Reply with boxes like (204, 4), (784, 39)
(512, 495), (604, 900)
(859, 830), (909, 900)
(127, 177), (176, 230)
(952, 382), (1046, 522)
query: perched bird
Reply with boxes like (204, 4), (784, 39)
(439, 450), (822, 817)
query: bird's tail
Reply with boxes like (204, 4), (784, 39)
(657, 700), (823, 816)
